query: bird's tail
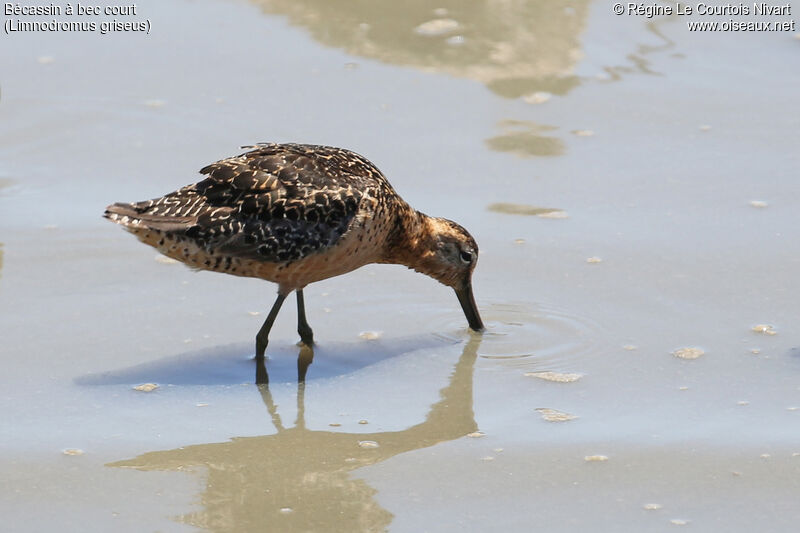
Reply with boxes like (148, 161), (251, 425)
(103, 202), (195, 232)
(103, 202), (145, 229)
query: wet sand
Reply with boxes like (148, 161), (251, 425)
(1, 0), (799, 531)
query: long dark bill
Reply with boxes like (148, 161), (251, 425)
(454, 282), (484, 332)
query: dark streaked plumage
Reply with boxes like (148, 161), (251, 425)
(105, 143), (483, 371)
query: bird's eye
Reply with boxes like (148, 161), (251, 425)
(460, 250), (473, 263)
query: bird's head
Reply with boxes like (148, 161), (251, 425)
(410, 217), (484, 332)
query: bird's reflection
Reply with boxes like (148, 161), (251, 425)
(109, 335), (481, 532)
(257, 343), (316, 384)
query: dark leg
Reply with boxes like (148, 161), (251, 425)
(296, 289), (314, 346)
(255, 357), (268, 385)
(255, 291), (288, 364)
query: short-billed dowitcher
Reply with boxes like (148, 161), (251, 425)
(105, 143), (483, 363)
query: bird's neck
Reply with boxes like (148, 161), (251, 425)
(381, 207), (439, 274)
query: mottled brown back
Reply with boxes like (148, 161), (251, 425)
(109, 143), (399, 263)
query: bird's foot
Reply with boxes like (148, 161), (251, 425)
(255, 336), (268, 362)
(297, 326), (314, 347)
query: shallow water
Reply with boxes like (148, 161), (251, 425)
(1, 0), (799, 531)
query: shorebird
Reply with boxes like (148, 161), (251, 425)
(105, 143), (483, 365)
